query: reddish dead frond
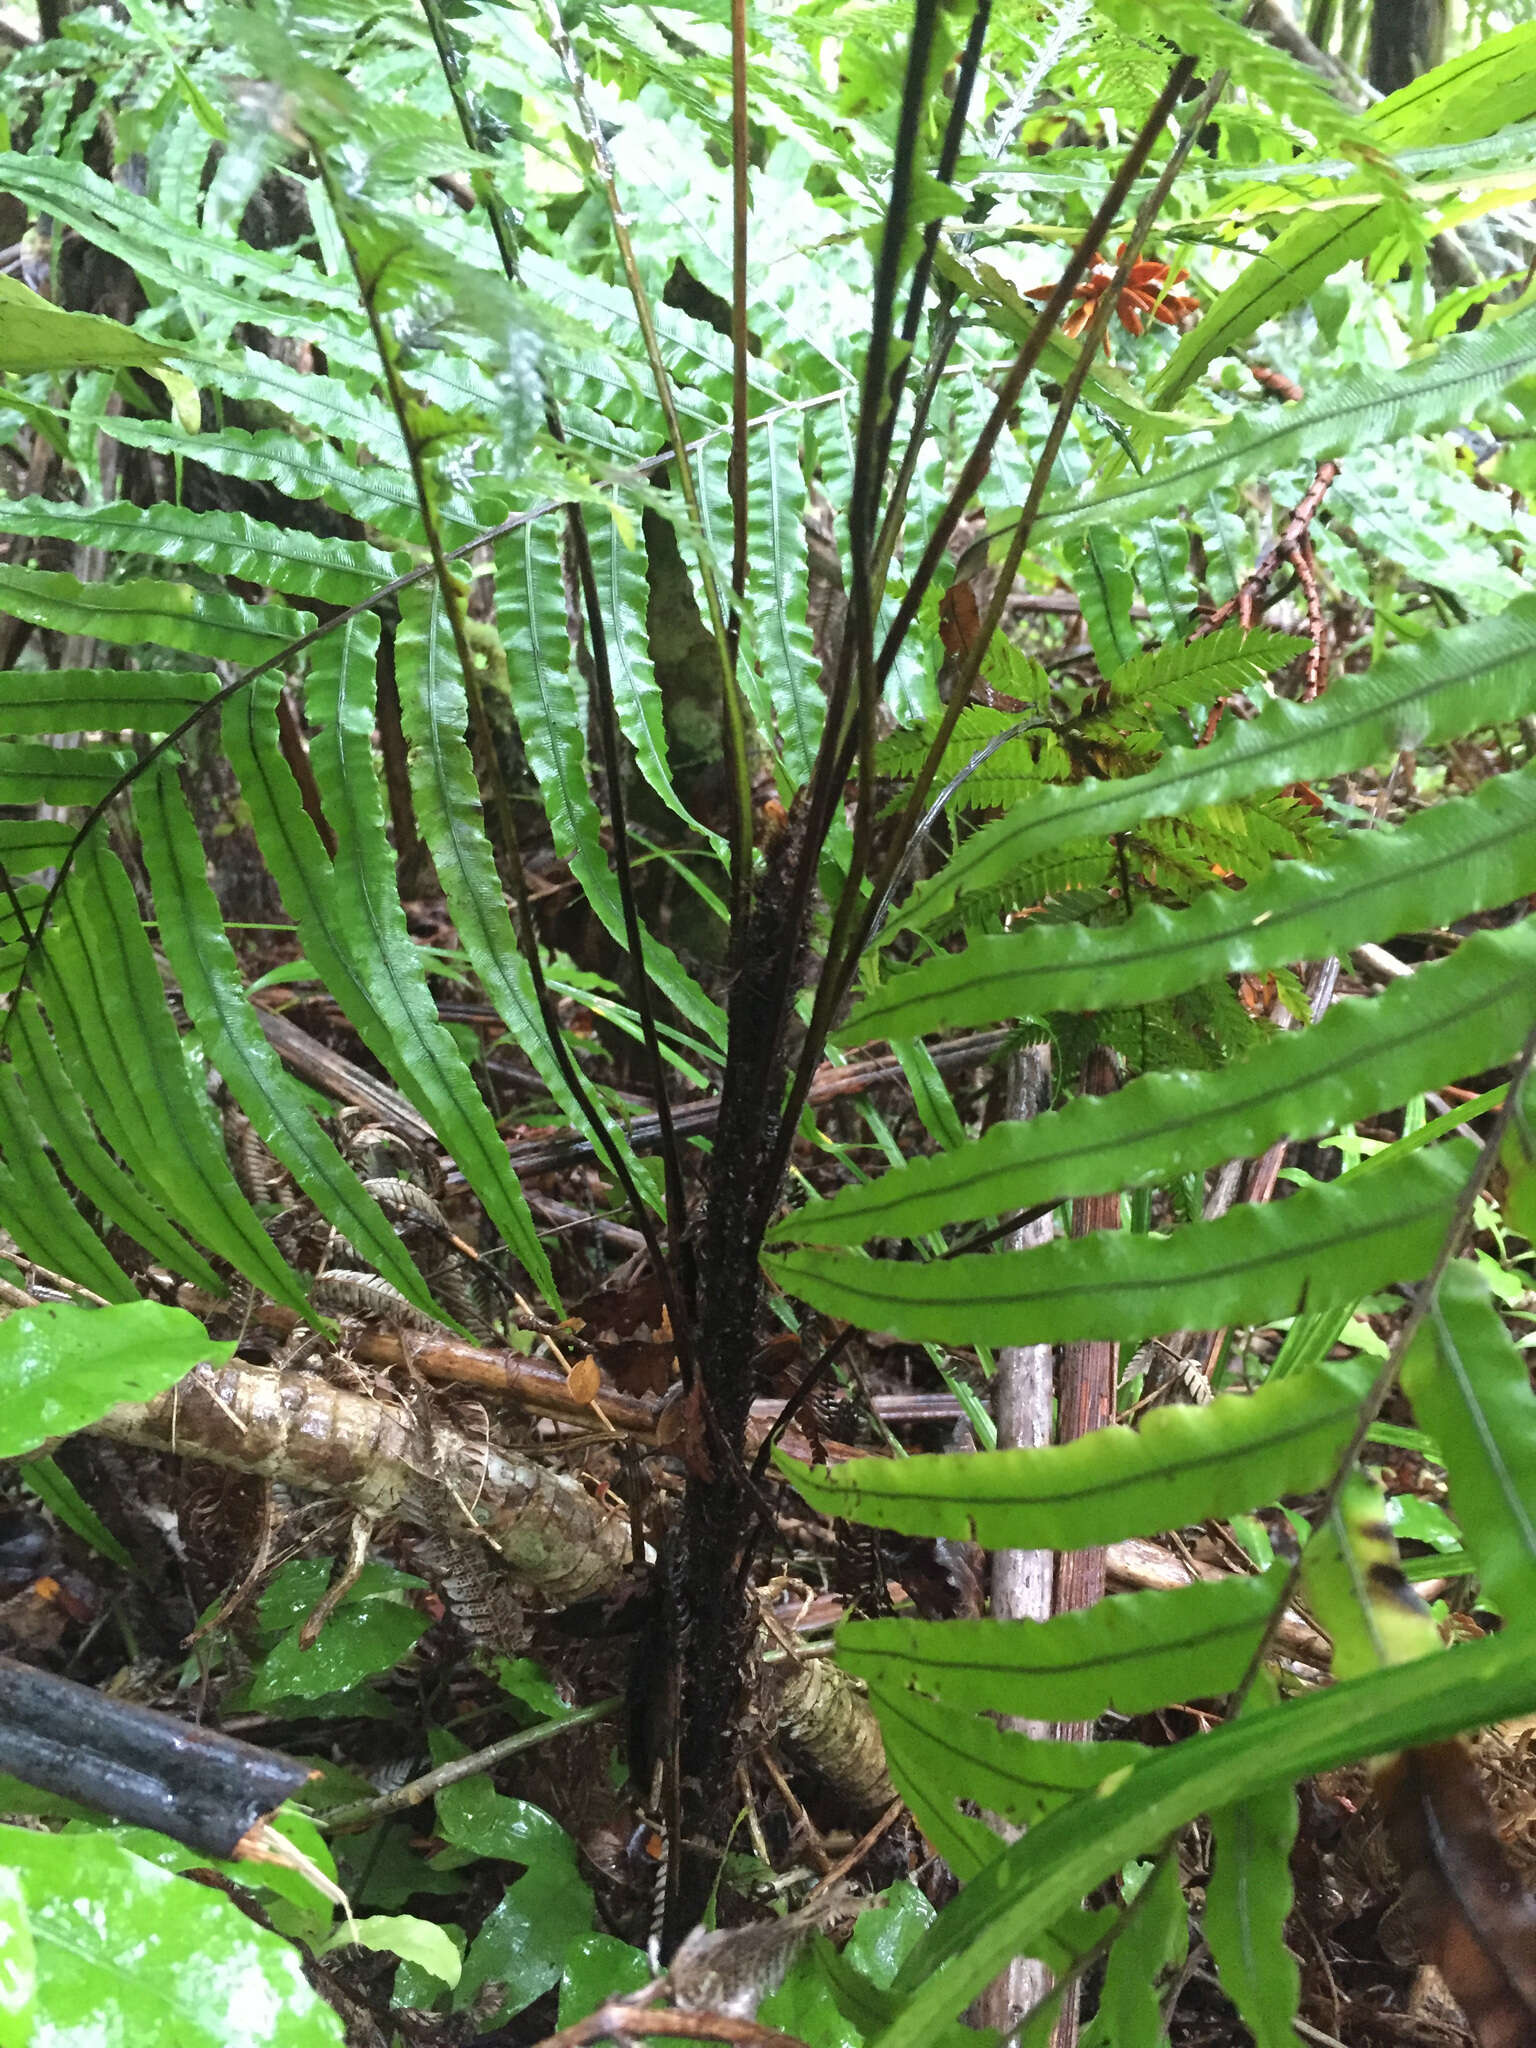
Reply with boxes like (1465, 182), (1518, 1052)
(1025, 242), (1200, 357)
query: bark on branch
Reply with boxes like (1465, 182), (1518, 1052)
(95, 1362), (630, 1608)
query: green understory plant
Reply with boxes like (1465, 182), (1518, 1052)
(5, 0), (1536, 2040)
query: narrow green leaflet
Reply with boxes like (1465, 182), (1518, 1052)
(1302, 1473), (1443, 1678)
(780, 1354), (1372, 1550)
(1401, 1261), (1536, 1616)
(878, 1704), (1038, 1889)
(0, 742), (132, 806)
(132, 757), (450, 1325)
(0, 498), (398, 608)
(1090, 1852), (1186, 2048)
(230, 658), (555, 1304)
(888, 603), (1536, 937)
(0, 667), (218, 735)
(5, 992), (222, 1289)
(0, 563), (305, 666)
(0, 150), (362, 324)
(872, 1671), (1146, 1875)
(0, 1301), (232, 1458)
(0, 271), (185, 374)
(379, 603), (648, 1207)
(20, 1457), (137, 1573)
(768, 1140), (1470, 1352)
(841, 1574), (1279, 1722)
(189, 344), (408, 468)
(890, 1039), (965, 1152)
(99, 413), (432, 541)
(0, 1825), (342, 2048)
(494, 526), (725, 1047)
(1068, 528), (1139, 672)
(753, 406), (823, 786)
(327, 599), (559, 1294)
(867, 1679), (1148, 1847)
(584, 511), (705, 842)
(784, 919), (1536, 1244)
(1154, 26), (1536, 400)
(0, 1072), (140, 1304)
(0, 820), (74, 874)
(34, 842), (314, 1316)
(1032, 305), (1536, 544)
(1205, 1683), (1301, 2048)
(870, 1629), (1536, 2045)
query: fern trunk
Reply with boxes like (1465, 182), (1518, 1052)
(666, 828), (809, 1943)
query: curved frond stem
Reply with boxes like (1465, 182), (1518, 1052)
(753, 55), (1203, 1244)
(318, 152), (696, 1350)
(539, 0), (755, 944)
(873, 0), (1040, 590)
(420, 0), (693, 1310)
(730, 0), (750, 658)
(846, 0), (943, 895)
(870, 54), (1201, 698)
(726, 0), (952, 1175)
(874, 0), (992, 497)
(419, 0), (524, 285)
(1229, 1016), (1536, 1718)
(0, 393), (849, 1062)
(557, 481), (694, 1298)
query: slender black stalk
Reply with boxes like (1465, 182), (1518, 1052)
(539, 0), (756, 945)
(421, 0), (692, 1286)
(870, 53), (1198, 692)
(754, 56), (1200, 1240)
(846, 0), (944, 879)
(724, 0), (948, 1175)
(872, 0), (992, 494)
(753, 54), (1195, 1188)
(728, 0), (750, 667)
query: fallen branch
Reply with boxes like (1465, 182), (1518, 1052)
(177, 1288), (662, 1438)
(500, 1029), (1016, 1178)
(95, 1362), (631, 1608)
(531, 2006), (809, 2047)
(0, 1652), (311, 1861)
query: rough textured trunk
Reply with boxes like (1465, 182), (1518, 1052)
(1367, 0), (1442, 93)
(665, 823), (809, 1947)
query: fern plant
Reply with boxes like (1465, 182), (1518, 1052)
(6, 0), (1536, 2041)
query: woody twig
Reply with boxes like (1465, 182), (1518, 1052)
(1196, 458), (1340, 739)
